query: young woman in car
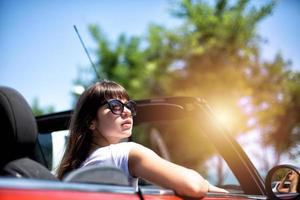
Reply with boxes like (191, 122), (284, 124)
(57, 80), (228, 197)
(278, 170), (299, 193)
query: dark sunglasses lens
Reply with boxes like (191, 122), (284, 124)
(109, 100), (123, 115)
(108, 99), (137, 116)
(126, 101), (137, 116)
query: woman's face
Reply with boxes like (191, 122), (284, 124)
(289, 171), (298, 181)
(91, 99), (133, 144)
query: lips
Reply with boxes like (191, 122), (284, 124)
(121, 119), (132, 129)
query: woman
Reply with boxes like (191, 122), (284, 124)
(278, 170), (299, 193)
(57, 80), (228, 197)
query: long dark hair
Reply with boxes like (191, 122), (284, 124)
(57, 80), (129, 179)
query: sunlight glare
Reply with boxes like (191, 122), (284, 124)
(213, 107), (238, 131)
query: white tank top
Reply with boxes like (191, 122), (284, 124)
(80, 142), (138, 188)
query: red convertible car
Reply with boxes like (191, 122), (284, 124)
(0, 86), (299, 200)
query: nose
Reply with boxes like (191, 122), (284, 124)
(121, 106), (132, 118)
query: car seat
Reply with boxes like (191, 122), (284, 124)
(0, 86), (57, 180)
(63, 165), (130, 186)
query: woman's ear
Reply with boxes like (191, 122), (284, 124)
(89, 120), (96, 130)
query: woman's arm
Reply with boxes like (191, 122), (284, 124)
(128, 143), (228, 197)
(277, 173), (290, 193)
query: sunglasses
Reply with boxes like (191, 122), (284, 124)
(101, 99), (137, 116)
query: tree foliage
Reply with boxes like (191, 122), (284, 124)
(75, 0), (300, 172)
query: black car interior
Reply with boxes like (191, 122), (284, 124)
(0, 86), (57, 180)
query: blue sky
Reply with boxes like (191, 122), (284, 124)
(0, 0), (299, 112)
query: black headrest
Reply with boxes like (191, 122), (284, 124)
(0, 86), (38, 168)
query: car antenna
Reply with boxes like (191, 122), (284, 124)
(73, 25), (101, 80)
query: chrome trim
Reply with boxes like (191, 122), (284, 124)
(140, 187), (267, 199)
(206, 192), (267, 200)
(140, 187), (175, 195)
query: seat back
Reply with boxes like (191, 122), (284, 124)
(63, 166), (130, 186)
(0, 86), (57, 180)
(0, 86), (37, 168)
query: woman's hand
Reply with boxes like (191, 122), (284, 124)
(207, 182), (229, 193)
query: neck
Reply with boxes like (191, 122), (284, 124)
(90, 129), (121, 151)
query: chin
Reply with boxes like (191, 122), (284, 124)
(123, 130), (132, 137)
(115, 126), (132, 138)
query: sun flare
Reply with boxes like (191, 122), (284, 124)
(217, 111), (231, 124)
(214, 108), (237, 130)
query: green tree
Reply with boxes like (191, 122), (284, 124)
(267, 70), (300, 161)
(75, 26), (159, 99)
(163, 0), (300, 167)
(75, 0), (300, 179)
(164, 0), (277, 131)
